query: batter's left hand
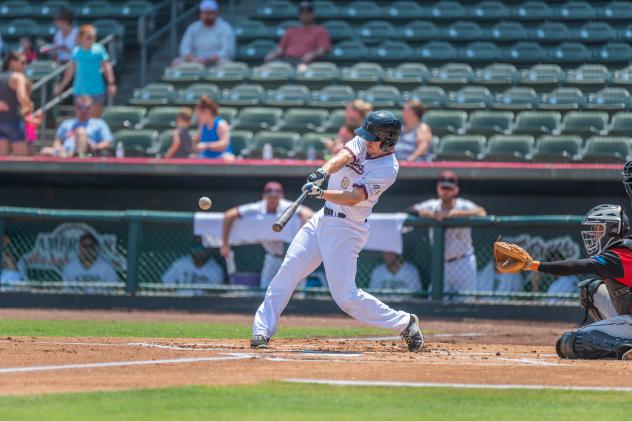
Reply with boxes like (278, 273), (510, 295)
(307, 168), (327, 186)
(302, 182), (324, 198)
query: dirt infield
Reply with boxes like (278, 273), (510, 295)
(1, 310), (631, 396)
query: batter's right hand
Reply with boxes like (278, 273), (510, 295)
(220, 244), (231, 258)
(307, 168), (327, 186)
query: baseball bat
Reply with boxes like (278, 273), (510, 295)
(273, 191), (308, 232)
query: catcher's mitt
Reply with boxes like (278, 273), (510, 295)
(493, 241), (536, 273)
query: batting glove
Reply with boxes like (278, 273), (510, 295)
(307, 168), (327, 187)
(302, 182), (324, 199)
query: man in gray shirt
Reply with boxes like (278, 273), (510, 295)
(174, 0), (235, 66)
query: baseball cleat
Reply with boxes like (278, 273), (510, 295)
(401, 314), (424, 352)
(250, 335), (269, 349)
(621, 348), (632, 360)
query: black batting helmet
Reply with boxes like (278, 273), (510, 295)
(581, 204), (630, 256)
(354, 110), (401, 152)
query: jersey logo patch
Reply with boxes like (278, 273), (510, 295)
(341, 176), (350, 189)
(346, 161), (364, 175)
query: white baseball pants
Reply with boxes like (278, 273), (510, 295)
(253, 211), (411, 338)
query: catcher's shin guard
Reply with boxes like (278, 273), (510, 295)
(556, 330), (632, 359)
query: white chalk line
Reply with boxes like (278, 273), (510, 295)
(284, 379), (632, 393)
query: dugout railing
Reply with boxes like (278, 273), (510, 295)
(0, 206), (584, 302)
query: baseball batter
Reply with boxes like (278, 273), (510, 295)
(251, 111), (423, 352)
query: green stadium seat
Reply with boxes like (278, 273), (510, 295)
(475, 64), (520, 91)
(247, 131), (301, 158)
(490, 22), (527, 42)
(582, 136), (631, 163)
(238, 40), (277, 61)
(521, 64), (564, 91)
(371, 41), (413, 62)
(461, 42), (501, 62)
(534, 22), (570, 44)
(114, 129), (158, 157)
(599, 1), (632, 20)
(102, 106), (146, 132)
(250, 61), (296, 85)
(423, 110), (467, 137)
(596, 43), (632, 64)
(447, 86), (493, 110)
(256, 1), (298, 19)
(329, 40), (369, 62)
(295, 62), (340, 87)
(119, 1), (152, 17)
(79, 1), (112, 18)
(401, 21), (440, 42)
(142, 107), (181, 130)
(234, 20), (274, 41)
(513, 111), (561, 136)
(0, 1), (33, 18)
(539, 87), (586, 111)
(361, 86), (402, 107)
(484, 135), (534, 162)
(386, 1), (425, 19)
(1, 18), (38, 38)
(468, 111), (513, 136)
(311, 85), (355, 108)
(565, 65), (612, 92)
(206, 62), (251, 86)
(434, 135), (485, 161)
(409, 86), (447, 108)
(577, 22), (616, 43)
(279, 109), (328, 133)
(446, 21), (483, 41)
(561, 111), (609, 136)
(129, 83), (175, 106)
(360, 21), (396, 44)
(150, 130), (175, 157)
(174, 83), (221, 105)
(229, 130), (254, 157)
(532, 135), (582, 162)
(322, 20), (353, 41)
(25, 60), (57, 81)
(39, 1), (70, 17)
(222, 84), (266, 106)
(418, 41), (458, 62)
(503, 42), (547, 63)
(514, 1), (553, 21)
(265, 84), (311, 107)
(558, 1), (595, 20)
(587, 88), (631, 111)
(608, 112), (632, 136)
(313, 1), (340, 19)
(296, 132), (333, 159)
(163, 63), (205, 84)
(429, 63), (474, 90)
(429, 1), (467, 20)
(93, 19), (125, 39)
(234, 107), (283, 131)
(472, 1), (510, 20)
(612, 65), (632, 89)
(342, 1), (382, 19)
(340, 62), (384, 87)
(384, 63), (429, 88)
(494, 87), (540, 111)
(324, 109), (345, 131)
(550, 42), (591, 63)
(218, 107), (238, 125)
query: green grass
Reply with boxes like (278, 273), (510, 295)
(0, 382), (630, 421)
(0, 319), (394, 339)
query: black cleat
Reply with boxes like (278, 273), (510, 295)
(250, 335), (269, 349)
(401, 314), (424, 352)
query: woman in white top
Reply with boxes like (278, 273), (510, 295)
(396, 100), (433, 162)
(53, 8), (78, 64)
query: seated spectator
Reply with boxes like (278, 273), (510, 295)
(174, 0), (235, 67)
(161, 236), (224, 296)
(61, 232), (118, 288)
(1, 232), (26, 289)
(41, 96), (113, 157)
(51, 8), (78, 64)
(323, 99), (372, 156)
(396, 100), (433, 162)
(477, 261), (524, 293)
(369, 252), (421, 291)
(54, 24), (116, 118)
(547, 275), (582, 294)
(195, 96), (234, 160)
(164, 107), (194, 159)
(19, 37), (38, 64)
(264, 1), (331, 71)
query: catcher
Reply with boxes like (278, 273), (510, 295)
(494, 203), (632, 360)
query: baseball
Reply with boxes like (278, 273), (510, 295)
(198, 196), (212, 211)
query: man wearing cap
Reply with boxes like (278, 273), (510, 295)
(220, 182), (314, 288)
(174, 0), (235, 66)
(413, 171), (487, 295)
(264, 1), (331, 71)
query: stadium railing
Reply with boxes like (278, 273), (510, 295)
(0, 206), (584, 303)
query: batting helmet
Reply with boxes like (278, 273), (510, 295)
(622, 160), (632, 198)
(581, 204), (630, 256)
(354, 110), (401, 152)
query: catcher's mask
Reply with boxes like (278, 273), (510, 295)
(581, 204), (629, 256)
(623, 160), (632, 198)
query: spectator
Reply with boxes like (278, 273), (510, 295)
(477, 261), (524, 293)
(396, 100), (433, 162)
(51, 8), (78, 64)
(61, 232), (117, 287)
(19, 37), (37, 64)
(53, 24), (116, 118)
(221, 181), (313, 288)
(164, 107), (194, 159)
(0, 52), (32, 156)
(195, 96), (234, 160)
(40, 96), (113, 157)
(1, 232), (25, 289)
(264, 1), (331, 72)
(161, 236), (225, 296)
(547, 275), (582, 294)
(174, 0), (235, 67)
(0, 34), (3, 57)
(369, 252), (421, 291)
(413, 171), (487, 294)
(323, 99), (372, 156)
(23, 81), (42, 156)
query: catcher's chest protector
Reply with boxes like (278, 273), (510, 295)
(603, 239), (632, 316)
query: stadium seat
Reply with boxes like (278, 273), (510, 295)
(103, 106), (146, 132)
(513, 111), (561, 136)
(371, 41), (413, 62)
(312, 1), (340, 19)
(256, 1), (298, 19)
(521, 64), (565, 91)
(311, 85), (356, 108)
(429, 1), (467, 20)
(279, 109), (328, 133)
(565, 65), (612, 93)
(468, 111), (514, 136)
(328, 40), (370, 62)
(150, 130), (175, 157)
(251, 61), (296, 86)
(484, 135), (534, 162)
(490, 22), (528, 42)
(561, 111), (609, 136)
(447, 86), (493, 110)
(460, 42), (501, 63)
(205, 62), (251, 87)
(532, 135), (582, 162)
(141, 107), (182, 130)
(386, 1), (425, 19)
(296, 133), (333, 159)
(265, 84), (311, 107)
(550, 42), (591, 64)
(39, 1), (70, 17)
(340, 63), (384, 87)
(247, 131), (301, 158)
(234, 20), (274, 40)
(295, 62), (340, 88)
(599, 1), (632, 20)
(0, 1), (33, 18)
(409, 86), (447, 108)
(222, 84), (266, 106)
(233, 107), (283, 131)
(229, 130), (254, 157)
(494, 87), (540, 111)
(577, 22), (616, 43)
(342, 1), (382, 19)
(558, 1), (595, 20)
(430, 63), (475, 91)
(514, 1), (553, 21)
(218, 107), (238, 125)
(608, 112), (632, 136)
(360, 21), (396, 44)
(129, 83), (175, 106)
(612, 65), (632, 89)
(401, 21), (441, 42)
(539, 87), (586, 111)
(119, 1), (152, 17)
(384, 63), (430, 88)
(322, 20), (353, 41)
(587, 88), (631, 111)
(596, 43), (632, 64)
(324, 109), (345, 132)
(475, 64), (520, 91)
(163, 63), (205, 85)
(472, 1), (510, 20)
(24, 60), (57, 81)
(174, 84), (221, 105)
(114, 129), (158, 157)
(417, 41), (458, 62)
(423, 110), (467, 137)
(79, 1), (111, 18)
(361, 86), (402, 107)
(533, 22), (571, 44)
(503, 42), (547, 63)
(582, 136), (631, 163)
(446, 21), (483, 42)
(1, 18), (39, 38)
(92, 19), (125, 40)
(434, 135), (486, 161)
(238, 40), (277, 61)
